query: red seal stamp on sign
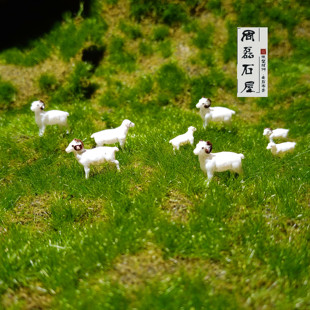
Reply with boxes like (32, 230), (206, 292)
(261, 49), (266, 55)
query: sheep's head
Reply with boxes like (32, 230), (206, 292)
(188, 126), (197, 132)
(263, 128), (272, 136)
(66, 139), (85, 153)
(266, 141), (276, 150)
(196, 97), (211, 109)
(122, 119), (135, 128)
(31, 100), (45, 112)
(193, 140), (212, 155)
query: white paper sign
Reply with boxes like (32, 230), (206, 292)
(237, 27), (268, 97)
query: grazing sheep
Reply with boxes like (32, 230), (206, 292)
(91, 119), (135, 148)
(169, 126), (196, 151)
(66, 139), (120, 179)
(31, 100), (69, 136)
(266, 141), (296, 155)
(194, 140), (244, 184)
(263, 128), (289, 142)
(196, 97), (235, 128)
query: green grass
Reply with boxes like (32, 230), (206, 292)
(38, 73), (59, 93)
(153, 25), (170, 41)
(0, 0), (310, 308)
(192, 24), (214, 50)
(0, 77), (17, 107)
(108, 36), (136, 72)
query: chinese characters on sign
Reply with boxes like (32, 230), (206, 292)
(237, 27), (268, 97)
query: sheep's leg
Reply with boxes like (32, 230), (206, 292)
(205, 171), (213, 185)
(112, 160), (120, 171)
(63, 121), (69, 134)
(39, 125), (45, 137)
(232, 162), (243, 176)
(60, 123), (69, 135)
(224, 116), (231, 123)
(119, 139), (126, 149)
(203, 120), (207, 129)
(204, 178), (211, 186)
(84, 166), (90, 179)
(189, 138), (194, 146)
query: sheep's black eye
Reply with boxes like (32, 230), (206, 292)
(202, 147), (204, 149)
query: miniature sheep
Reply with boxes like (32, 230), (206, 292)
(263, 128), (289, 142)
(66, 139), (120, 179)
(193, 140), (244, 184)
(31, 100), (69, 136)
(169, 126), (196, 151)
(91, 119), (135, 148)
(266, 141), (296, 155)
(196, 97), (235, 128)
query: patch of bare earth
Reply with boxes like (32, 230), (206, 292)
(6, 192), (108, 230)
(108, 243), (226, 288)
(2, 284), (52, 310)
(73, 197), (108, 222)
(7, 193), (52, 230)
(128, 162), (154, 196)
(269, 27), (293, 58)
(161, 190), (193, 222)
(0, 55), (71, 107)
(294, 20), (310, 40)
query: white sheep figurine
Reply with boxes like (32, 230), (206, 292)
(266, 141), (296, 155)
(91, 119), (135, 148)
(66, 139), (120, 179)
(31, 100), (69, 136)
(263, 128), (289, 142)
(169, 126), (196, 151)
(194, 140), (244, 184)
(196, 97), (235, 128)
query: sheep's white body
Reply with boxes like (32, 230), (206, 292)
(169, 126), (196, 151)
(266, 141), (296, 155)
(31, 100), (69, 136)
(263, 128), (289, 141)
(196, 98), (235, 128)
(66, 139), (120, 179)
(194, 141), (244, 184)
(91, 119), (135, 148)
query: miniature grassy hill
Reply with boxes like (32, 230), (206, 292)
(0, 0), (309, 308)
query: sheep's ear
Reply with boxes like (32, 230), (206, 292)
(204, 98), (211, 108)
(205, 141), (212, 153)
(73, 139), (84, 151)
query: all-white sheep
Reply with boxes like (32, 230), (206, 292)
(31, 100), (69, 136)
(263, 128), (289, 142)
(91, 119), (135, 148)
(196, 97), (235, 128)
(66, 139), (120, 179)
(169, 126), (196, 151)
(266, 141), (296, 155)
(194, 140), (244, 184)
